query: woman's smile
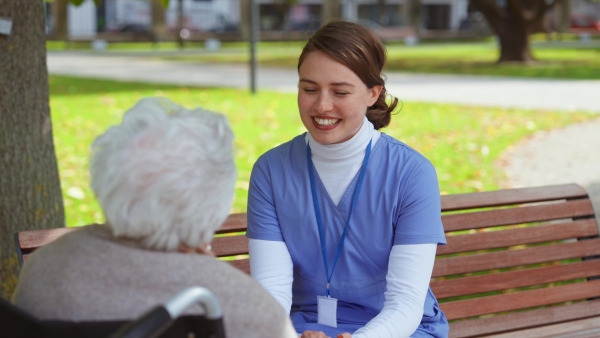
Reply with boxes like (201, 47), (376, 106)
(313, 117), (340, 129)
(298, 51), (380, 145)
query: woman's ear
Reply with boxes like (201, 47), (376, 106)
(368, 85), (383, 106)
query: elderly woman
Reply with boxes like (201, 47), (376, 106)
(12, 97), (297, 338)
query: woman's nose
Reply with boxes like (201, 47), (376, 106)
(315, 94), (333, 113)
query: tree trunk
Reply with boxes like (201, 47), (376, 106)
(177, 0), (185, 49)
(556, 0), (570, 38)
(497, 20), (534, 62)
(0, 0), (65, 300)
(404, 0), (421, 35)
(322, 0), (341, 26)
(239, 0), (250, 40)
(377, 0), (386, 25)
(51, 0), (68, 41)
(150, 0), (166, 41)
(471, 0), (566, 63)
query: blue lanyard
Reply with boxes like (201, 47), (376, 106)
(307, 139), (372, 297)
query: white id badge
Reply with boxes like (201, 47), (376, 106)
(317, 295), (338, 328)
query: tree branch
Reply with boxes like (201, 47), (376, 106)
(531, 0), (568, 23)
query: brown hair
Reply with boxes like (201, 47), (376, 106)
(298, 20), (398, 130)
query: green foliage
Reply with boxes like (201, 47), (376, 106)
(49, 76), (598, 227)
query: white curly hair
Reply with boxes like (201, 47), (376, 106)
(90, 97), (236, 251)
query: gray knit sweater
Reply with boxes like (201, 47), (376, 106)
(12, 224), (298, 338)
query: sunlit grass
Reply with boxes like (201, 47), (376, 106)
(165, 42), (600, 79)
(48, 36), (600, 79)
(50, 75), (598, 227)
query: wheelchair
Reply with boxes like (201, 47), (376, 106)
(0, 287), (226, 338)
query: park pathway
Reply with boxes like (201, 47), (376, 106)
(46, 51), (600, 217)
(47, 51), (600, 113)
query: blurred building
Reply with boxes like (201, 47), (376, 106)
(49, 0), (599, 41)
(259, 0), (470, 31)
(49, 0), (238, 38)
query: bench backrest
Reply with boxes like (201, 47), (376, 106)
(14, 183), (600, 337)
(14, 213), (251, 271)
(435, 183), (600, 337)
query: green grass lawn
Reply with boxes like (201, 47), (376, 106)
(383, 41), (600, 78)
(154, 41), (600, 79)
(48, 36), (600, 79)
(248, 39), (600, 79)
(50, 76), (599, 227)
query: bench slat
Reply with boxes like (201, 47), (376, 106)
(17, 227), (79, 253)
(227, 258), (250, 274)
(442, 199), (595, 232)
(438, 219), (599, 255)
(432, 259), (600, 298)
(449, 299), (600, 338)
(441, 183), (588, 212)
(211, 235), (248, 257)
(17, 215), (248, 262)
(483, 316), (600, 338)
(441, 278), (600, 320)
(434, 237), (600, 277)
(214, 213), (248, 234)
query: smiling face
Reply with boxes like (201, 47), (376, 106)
(298, 51), (382, 145)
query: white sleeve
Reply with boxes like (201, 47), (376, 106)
(248, 238), (294, 314)
(352, 243), (438, 338)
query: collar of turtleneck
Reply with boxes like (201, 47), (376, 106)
(305, 116), (380, 205)
(306, 116), (376, 161)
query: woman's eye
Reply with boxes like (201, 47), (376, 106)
(303, 88), (317, 93)
(335, 92), (348, 96)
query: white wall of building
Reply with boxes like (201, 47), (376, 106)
(66, 0), (238, 38)
(274, 0), (467, 29)
(571, 0), (600, 18)
(68, 0), (96, 38)
(449, 0), (469, 29)
(165, 0), (238, 32)
(111, 0), (151, 29)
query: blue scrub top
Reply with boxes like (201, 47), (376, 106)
(247, 134), (448, 337)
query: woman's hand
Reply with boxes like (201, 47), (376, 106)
(299, 331), (352, 338)
(300, 330), (329, 338)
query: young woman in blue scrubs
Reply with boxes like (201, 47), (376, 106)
(246, 20), (448, 338)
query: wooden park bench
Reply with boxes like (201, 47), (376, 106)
(14, 183), (600, 337)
